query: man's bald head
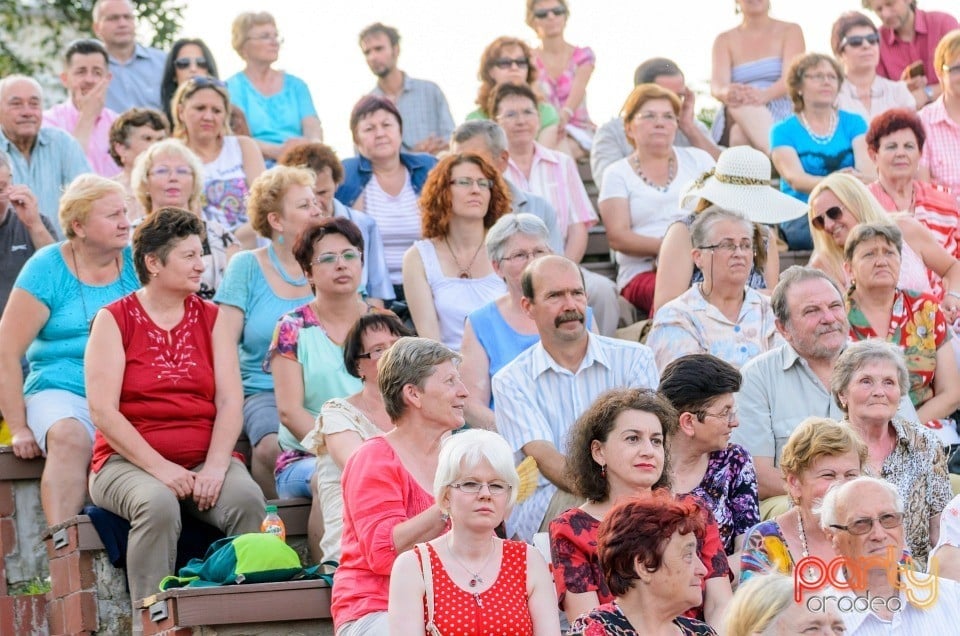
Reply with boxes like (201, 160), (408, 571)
(521, 254), (582, 301)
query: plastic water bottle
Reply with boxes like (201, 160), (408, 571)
(261, 504), (286, 542)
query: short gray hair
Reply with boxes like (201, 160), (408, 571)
(818, 475), (904, 531)
(433, 429), (520, 510)
(771, 265), (843, 324)
(830, 339), (910, 411)
(843, 222), (903, 263)
(485, 213), (549, 262)
(0, 75), (42, 104)
(378, 337), (461, 421)
(690, 205), (752, 249)
(451, 120), (508, 156)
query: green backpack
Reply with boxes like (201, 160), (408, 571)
(158, 533), (333, 590)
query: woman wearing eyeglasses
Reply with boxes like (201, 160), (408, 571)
(830, 338), (952, 567)
(832, 12), (916, 122)
(302, 313), (412, 566)
(525, 0), (595, 158)
(225, 11), (323, 163)
(388, 428), (560, 636)
(771, 53), (874, 251)
(266, 217), (382, 563)
(171, 77), (265, 249)
(468, 36), (561, 149)
(919, 30), (960, 204)
(646, 207), (781, 371)
(402, 153), (508, 351)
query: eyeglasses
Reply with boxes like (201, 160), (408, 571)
(803, 72), (840, 83)
(492, 57), (529, 70)
(698, 240), (753, 254)
(149, 166), (193, 178)
(450, 177), (494, 190)
(811, 206), (844, 231)
(497, 108), (538, 122)
(450, 481), (512, 496)
(247, 34), (284, 45)
(187, 76), (225, 89)
(500, 248), (550, 264)
(635, 111), (678, 123)
(174, 56), (209, 70)
(943, 63), (960, 76)
(830, 512), (904, 536)
(312, 249), (362, 266)
(698, 406), (738, 424)
(357, 343), (393, 361)
(533, 7), (567, 18)
(840, 33), (879, 50)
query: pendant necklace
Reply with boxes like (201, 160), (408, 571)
(267, 242), (307, 287)
(444, 235), (484, 279)
(446, 535), (496, 588)
(796, 509), (818, 581)
(71, 243), (124, 326)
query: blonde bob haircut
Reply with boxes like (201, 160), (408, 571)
(59, 174), (126, 239)
(934, 29), (960, 82)
(247, 165), (316, 239)
(434, 429), (520, 512)
(131, 138), (204, 215)
(170, 78), (232, 140)
(778, 416), (868, 481)
(619, 84), (681, 149)
(807, 172), (890, 286)
(231, 11), (276, 56)
(722, 573), (798, 636)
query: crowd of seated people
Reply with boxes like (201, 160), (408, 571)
(6, 1), (960, 633)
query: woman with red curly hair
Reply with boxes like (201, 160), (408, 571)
(569, 493), (716, 635)
(402, 153), (509, 350)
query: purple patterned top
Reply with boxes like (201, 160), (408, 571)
(685, 444), (760, 555)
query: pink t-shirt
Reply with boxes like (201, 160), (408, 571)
(876, 9), (959, 86)
(330, 436), (436, 629)
(42, 101), (120, 177)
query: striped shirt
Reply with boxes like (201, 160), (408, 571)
(839, 573), (960, 635)
(492, 333), (659, 541)
(504, 142), (597, 241)
(362, 171), (421, 285)
(919, 99), (960, 206)
(869, 180), (960, 259)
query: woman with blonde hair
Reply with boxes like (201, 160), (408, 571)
(723, 572), (845, 636)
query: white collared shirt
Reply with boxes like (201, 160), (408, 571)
(839, 572), (960, 635)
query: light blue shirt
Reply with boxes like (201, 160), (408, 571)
(332, 199), (394, 302)
(492, 333), (660, 541)
(105, 43), (166, 112)
(213, 250), (313, 395)
(370, 74), (454, 151)
(226, 72), (318, 147)
(0, 127), (91, 230)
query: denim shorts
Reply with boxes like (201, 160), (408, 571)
(25, 389), (95, 454)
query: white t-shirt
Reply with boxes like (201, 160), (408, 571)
(598, 147), (715, 289)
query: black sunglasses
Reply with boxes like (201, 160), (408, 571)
(492, 57), (529, 70)
(811, 206), (843, 231)
(840, 33), (879, 50)
(174, 56), (209, 70)
(533, 7), (566, 18)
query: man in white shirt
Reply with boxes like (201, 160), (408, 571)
(492, 255), (659, 540)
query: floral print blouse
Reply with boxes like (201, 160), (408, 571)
(569, 602), (717, 636)
(685, 444), (760, 555)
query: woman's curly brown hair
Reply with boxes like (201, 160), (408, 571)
(475, 36), (539, 114)
(419, 153), (511, 239)
(565, 388), (677, 501)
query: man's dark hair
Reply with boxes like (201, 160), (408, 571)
(359, 22), (400, 47)
(65, 38), (109, 67)
(633, 57), (683, 86)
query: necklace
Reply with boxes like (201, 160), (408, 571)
(630, 153), (676, 193)
(71, 243), (124, 325)
(267, 242), (307, 287)
(796, 509), (819, 582)
(443, 235), (485, 279)
(799, 111), (838, 145)
(446, 535), (496, 588)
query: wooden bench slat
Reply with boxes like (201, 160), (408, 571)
(0, 447), (44, 480)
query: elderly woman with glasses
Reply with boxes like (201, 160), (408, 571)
(833, 12), (916, 122)
(388, 429), (560, 635)
(225, 11), (323, 163)
(171, 76), (264, 247)
(831, 339), (952, 567)
(468, 36), (561, 149)
(402, 153), (509, 351)
(330, 337), (468, 635)
(647, 207), (781, 370)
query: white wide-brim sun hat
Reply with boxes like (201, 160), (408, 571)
(680, 145), (808, 225)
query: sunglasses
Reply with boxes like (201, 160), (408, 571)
(840, 33), (880, 50)
(188, 76), (225, 89)
(811, 206), (844, 231)
(492, 57), (529, 70)
(174, 56), (209, 70)
(533, 7), (567, 18)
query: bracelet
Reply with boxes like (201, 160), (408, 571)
(947, 291), (960, 301)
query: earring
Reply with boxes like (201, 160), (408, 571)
(152, 271), (159, 278)
(277, 234), (285, 245)
(600, 464), (607, 479)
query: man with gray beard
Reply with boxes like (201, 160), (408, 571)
(733, 266), (918, 499)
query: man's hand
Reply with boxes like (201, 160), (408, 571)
(11, 427), (42, 459)
(412, 135), (448, 155)
(192, 464), (227, 511)
(678, 86), (697, 131)
(7, 185), (42, 228)
(74, 78), (108, 119)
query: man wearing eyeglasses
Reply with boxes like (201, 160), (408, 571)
(864, 0), (958, 106)
(818, 476), (960, 634)
(92, 0), (166, 112)
(359, 22), (454, 155)
(43, 39), (120, 178)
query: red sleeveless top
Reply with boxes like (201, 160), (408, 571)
(419, 539), (534, 636)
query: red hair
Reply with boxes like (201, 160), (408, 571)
(418, 153), (511, 238)
(865, 108), (926, 154)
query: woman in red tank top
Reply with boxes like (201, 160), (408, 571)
(387, 429), (560, 635)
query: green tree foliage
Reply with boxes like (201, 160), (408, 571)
(0, 0), (184, 77)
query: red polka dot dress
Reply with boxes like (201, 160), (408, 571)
(419, 539), (534, 635)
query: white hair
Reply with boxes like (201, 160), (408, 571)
(433, 429), (519, 510)
(818, 475), (904, 531)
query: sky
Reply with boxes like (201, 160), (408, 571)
(174, 1), (933, 156)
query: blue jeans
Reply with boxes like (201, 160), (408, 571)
(274, 456), (316, 499)
(779, 217), (813, 251)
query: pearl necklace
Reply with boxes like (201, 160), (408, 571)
(799, 111), (838, 146)
(796, 509), (819, 582)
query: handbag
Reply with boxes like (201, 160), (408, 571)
(414, 543), (444, 636)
